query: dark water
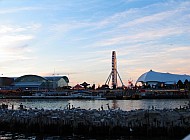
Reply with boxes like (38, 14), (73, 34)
(1, 98), (189, 111)
(0, 99), (189, 139)
(0, 131), (181, 140)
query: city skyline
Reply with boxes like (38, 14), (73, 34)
(0, 0), (190, 86)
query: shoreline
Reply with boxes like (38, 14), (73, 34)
(0, 95), (189, 100)
(0, 104), (190, 138)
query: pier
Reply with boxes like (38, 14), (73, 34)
(0, 103), (190, 138)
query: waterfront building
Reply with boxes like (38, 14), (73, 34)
(136, 70), (190, 88)
(13, 75), (69, 91)
(0, 77), (14, 89)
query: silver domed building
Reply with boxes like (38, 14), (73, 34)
(136, 70), (190, 87)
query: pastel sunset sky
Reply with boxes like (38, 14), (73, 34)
(0, 0), (190, 86)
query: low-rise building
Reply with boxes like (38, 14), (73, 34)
(13, 75), (69, 91)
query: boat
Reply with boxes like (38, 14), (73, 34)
(21, 91), (106, 100)
(70, 92), (106, 100)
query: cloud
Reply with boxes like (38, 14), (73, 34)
(0, 24), (41, 34)
(0, 25), (26, 33)
(119, 2), (190, 29)
(0, 7), (45, 14)
(0, 24), (40, 48)
(0, 35), (33, 43)
(51, 21), (92, 35)
(89, 26), (186, 48)
(119, 11), (172, 29)
(72, 1), (188, 53)
(167, 46), (190, 52)
(0, 34), (34, 52)
(79, 0), (190, 48)
(0, 24), (40, 65)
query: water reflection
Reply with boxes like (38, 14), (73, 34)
(0, 99), (188, 140)
(0, 99), (189, 111)
(0, 131), (183, 140)
(112, 100), (119, 109)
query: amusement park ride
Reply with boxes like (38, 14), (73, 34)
(105, 51), (124, 89)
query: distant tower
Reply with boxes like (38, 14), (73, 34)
(112, 51), (117, 87)
(105, 51), (124, 89)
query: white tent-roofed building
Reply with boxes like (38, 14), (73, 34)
(136, 70), (190, 88)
